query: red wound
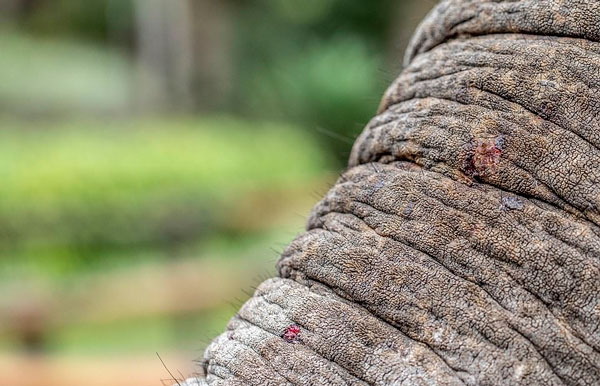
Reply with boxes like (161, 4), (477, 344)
(281, 324), (302, 343)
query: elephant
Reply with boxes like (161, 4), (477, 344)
(182, 0), (600, 384)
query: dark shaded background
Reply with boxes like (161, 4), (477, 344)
(0, 1), (435, 384)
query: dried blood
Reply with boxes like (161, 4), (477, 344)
(464, 138), (503, 178)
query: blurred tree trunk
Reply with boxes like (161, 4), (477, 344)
(133, 0), (232, 112)
(189, 0), (233, 111)
(0, 0), (18, 19)
(0, 0), (38, 20)
(134, 0), (193, 110)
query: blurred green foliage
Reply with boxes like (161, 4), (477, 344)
(233, 0), (399, 162)
(45, 306), (234, 355)
(0, 0), (431, 361)
(0, 29), (135, 114)
(0, 117), (331, 277)
(4, 0), (406, 163)
(19, 0), (134, 42)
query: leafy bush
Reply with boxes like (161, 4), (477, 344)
(244, 36), (384, 161)
(231, 0), (397, 164)
(0, 116), (331, 275)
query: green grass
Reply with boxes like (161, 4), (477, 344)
(0, 116), (329, 201)
(0, 116), (333, 276)
(45, 307), (236, 355)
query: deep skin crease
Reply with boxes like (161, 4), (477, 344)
(186, 1), (600, 385)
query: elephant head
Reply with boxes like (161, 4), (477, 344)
(184, 0), (600, 384)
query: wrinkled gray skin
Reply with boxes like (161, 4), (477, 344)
(184, 1), (600, 385)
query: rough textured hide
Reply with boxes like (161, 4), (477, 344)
(186, 1), (600, 385)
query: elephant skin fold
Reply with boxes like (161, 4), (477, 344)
(188, 1), (600, 385)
